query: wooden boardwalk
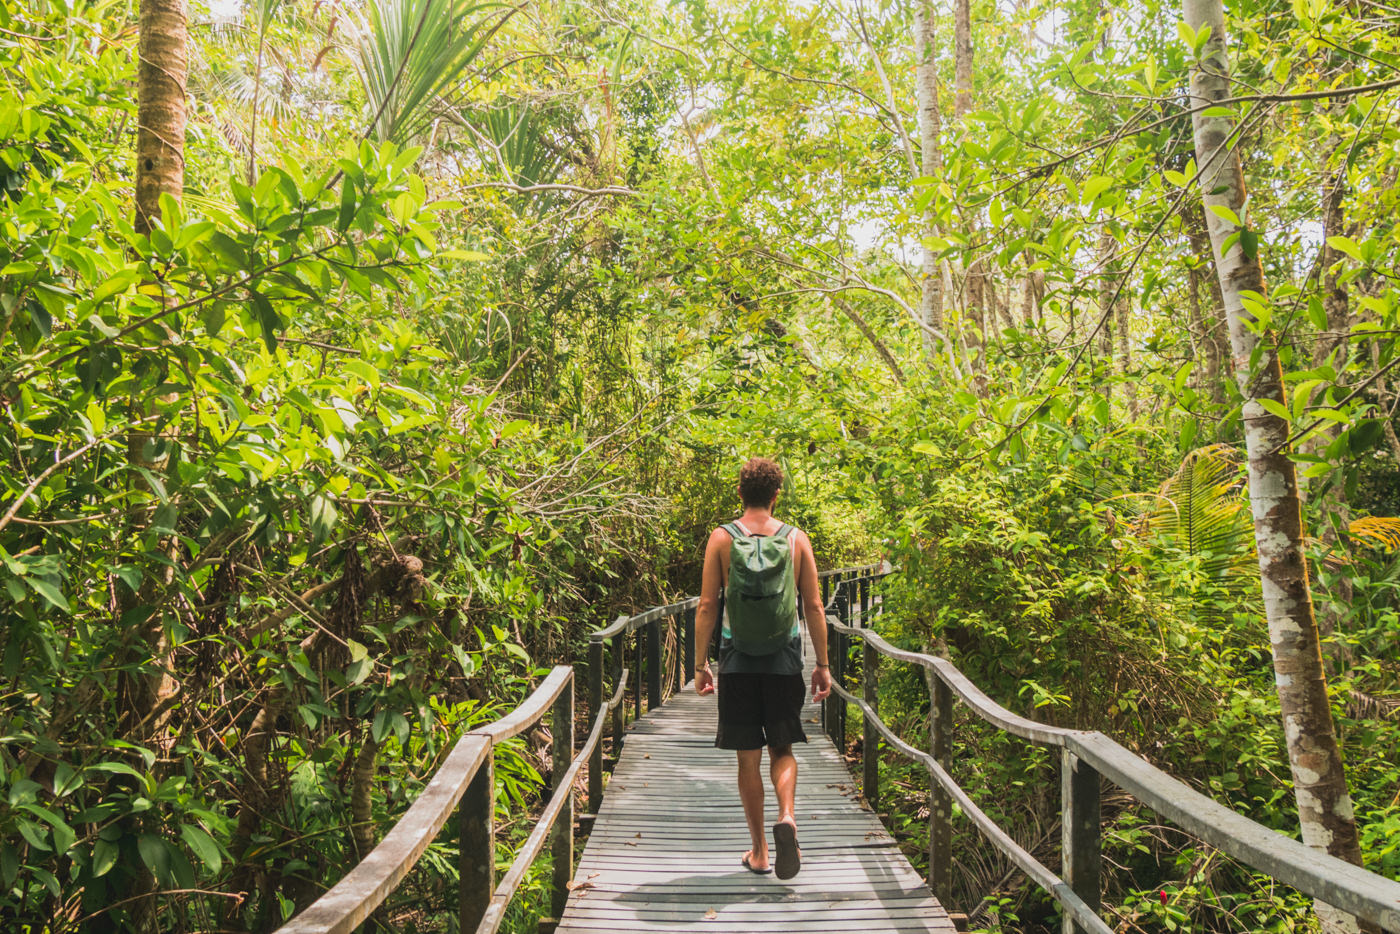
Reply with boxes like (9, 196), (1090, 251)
(556, 661), (956, 933)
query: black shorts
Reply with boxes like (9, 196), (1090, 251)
(715, 672), (808, 750)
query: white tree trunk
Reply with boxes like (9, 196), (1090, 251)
(1183, 3), (1372, 932)
(914, 0), (943, 359)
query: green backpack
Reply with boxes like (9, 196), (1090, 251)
(722, 521), (799, 655)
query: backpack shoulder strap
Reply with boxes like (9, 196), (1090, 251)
(774, 523), (794, 539)
(722, 522), (744, 540)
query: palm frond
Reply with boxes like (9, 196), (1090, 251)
(467, 99), (564, 188)
(1348, 516), (1400, 552)
(346, 0), (514, 145)
(1134, 444), (1255, 584)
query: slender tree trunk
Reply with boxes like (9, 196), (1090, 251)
(1184, 4), (1373, 931)
(953, 0), (987, 384)
(1187, 262), (1209, 392)
(130, 2), (187, 927)
(1117, 286), (1136, 418)
(831, 297), (907, 384)
(1186, 206), (1229, 404)
(1096, 228), (1116, 401)
(953, 0), (971, 118)
(1308, 166), (1355, 675)
(1320, 171), (1350, 370)
(1023, 250), (1045, 329)
(247, 24), (267, 184)
(136, 0), (187, 236)
(914, 0), (943, 358)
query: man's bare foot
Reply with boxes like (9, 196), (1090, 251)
(772, 818), (800, 879)
(741, 849), (772, 874)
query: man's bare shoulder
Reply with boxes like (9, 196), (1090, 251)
(706, 525), (733, 552)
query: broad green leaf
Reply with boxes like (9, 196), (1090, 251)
(1326, 235), (1363, 263)
(180, 824), (223, 874)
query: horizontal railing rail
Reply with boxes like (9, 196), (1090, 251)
(474, 669), (629, 934)
(274, 664), (631, 934)
(822, 571), (1400, 933)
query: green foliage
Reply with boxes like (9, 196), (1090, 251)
(5, 0), (1400, 928)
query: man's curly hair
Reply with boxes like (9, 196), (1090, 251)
(738, 457), (783, 507)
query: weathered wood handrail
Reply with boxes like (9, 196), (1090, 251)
(474, 669), (629, 934)
(824, 571), (1400, 933)
(274, 664), (631, 934)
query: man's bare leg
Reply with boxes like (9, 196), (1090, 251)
(737, 748), (769, 869)
(770, 744), (797, 827)
(769, 743), (801, 878)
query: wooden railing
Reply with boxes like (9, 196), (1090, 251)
(823, 570), (1400, 934)
(274, 664), (629, 934)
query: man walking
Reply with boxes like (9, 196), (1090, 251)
(693, 457), (831, 880)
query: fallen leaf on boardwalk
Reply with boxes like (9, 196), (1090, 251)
(588, 872), (601, 879)
(644, 753), (650, 758)
(566, 880), (595, 895)
(704, 908), (717, 919)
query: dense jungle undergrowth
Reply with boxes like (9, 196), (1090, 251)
(3, 0), (1400, 930)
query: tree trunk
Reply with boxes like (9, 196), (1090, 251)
(953, 0), (986, 381)
(1019, 252), (1041, 329)
(1117, 283), (1136, 418)
(1308, 166), (1355, 676)
(129, 1), (188, 928)
(1183, 4), (1373, 931)
(1186, 206), (1229, 404)
(914, 0), (943, 358)
(1187, 263), (1209, 393)
(1096, 228), (1116, 401)
(953, 0), (971, 118)
(136, 0), (187, 235)
(831, 297), (907, 384)
(1320, 170), (1350, 370)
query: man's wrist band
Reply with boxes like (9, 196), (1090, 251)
(815, 663), (830, 669)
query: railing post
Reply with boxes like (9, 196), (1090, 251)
(684, 606), (695, 686)
(859, 576), (869, 628)
(671, 611), (683, 697)
(929, 674), (953, 905)
(610, 640), (624, 760)
(834, 591), (849, 754)
(459, 752), (494, 931)
(633, 628), (643, 721)
(550, 675), (575, 919)
(647, 616), (662, 712)
(862, 634), (879, 810)
(1061, 749), (1102, 934)
(823, 589), (844, 743)
(588, 640), (604, 814)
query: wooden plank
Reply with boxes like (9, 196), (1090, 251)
(557, 634), (954, 934)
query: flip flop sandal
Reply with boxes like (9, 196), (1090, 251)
(772, 822), (801, 880)
(741, 852), (772, 875)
